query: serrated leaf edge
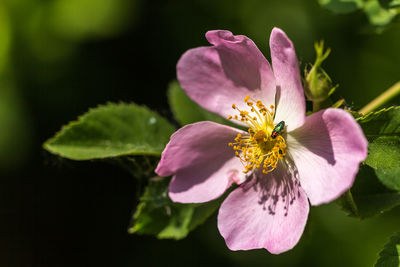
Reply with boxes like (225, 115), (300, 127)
(375, 232), (400, 267)
(357, 106), (400, 122)
(43, 101), (172, 160)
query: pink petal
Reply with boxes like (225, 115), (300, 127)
(270, 28), (306, 131)
(155, 121), (246, 203)
(217, 164), (309, 254)
(287, 108), (368, 206)
(177, 30), (276, 122)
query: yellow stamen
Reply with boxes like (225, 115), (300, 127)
(227, 97), (286, 175)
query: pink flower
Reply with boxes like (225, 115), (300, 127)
(155, 28), (367, 254)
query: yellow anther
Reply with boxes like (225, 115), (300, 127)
(227, 97), (284, 175)
(227, 115), (232, 120)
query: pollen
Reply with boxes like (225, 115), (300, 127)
(228, 95), (286, 175)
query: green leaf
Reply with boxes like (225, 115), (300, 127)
(365, 136), (400, 169)
(363, 0), (399, 27)
(44, 102), (175, 160)
(376, 168), (400, 192)
(318, 0), (364, 14)
(365, 136), (400, 191)
(375, 232), (400, 267)
(128, 177), (220, 240)
(338, 165), (400, 219)
(391, 0), (400, 7)
(357, 107), (400, 192)
(340, 107), (400, 218)
(167, 80), (236, 127)
(356, 106), (400, 132)
(319, 0), (400, 27)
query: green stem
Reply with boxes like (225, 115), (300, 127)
(359, 81), (400, 114)
(312, 100), (323, 113)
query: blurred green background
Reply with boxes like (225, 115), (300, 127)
(1, 0), (399, 266)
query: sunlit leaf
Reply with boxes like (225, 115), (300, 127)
(319, 0), (400, 27)
(364, 0), (399, 27)
(356, 106), (400, 123)
(44, 102), (175, 160)
(366, 136), (400, 169)
(376, 168), (400, 192)
(357, 107), (400, 192)
(128, 177), (220, 240)
(366, 136), (400, 191)
(375, 232), (400, 267)
(340, 107), (400, 218)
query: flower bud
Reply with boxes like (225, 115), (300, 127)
(304, 41), (338, 103)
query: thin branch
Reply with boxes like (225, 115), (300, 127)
(359, 81), (400, 114)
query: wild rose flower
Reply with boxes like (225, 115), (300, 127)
(156, 28), (367, 254)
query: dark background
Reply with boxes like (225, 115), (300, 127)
(1, 0), (400, 266)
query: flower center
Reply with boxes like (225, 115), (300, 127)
(228, 95), (287, 175)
